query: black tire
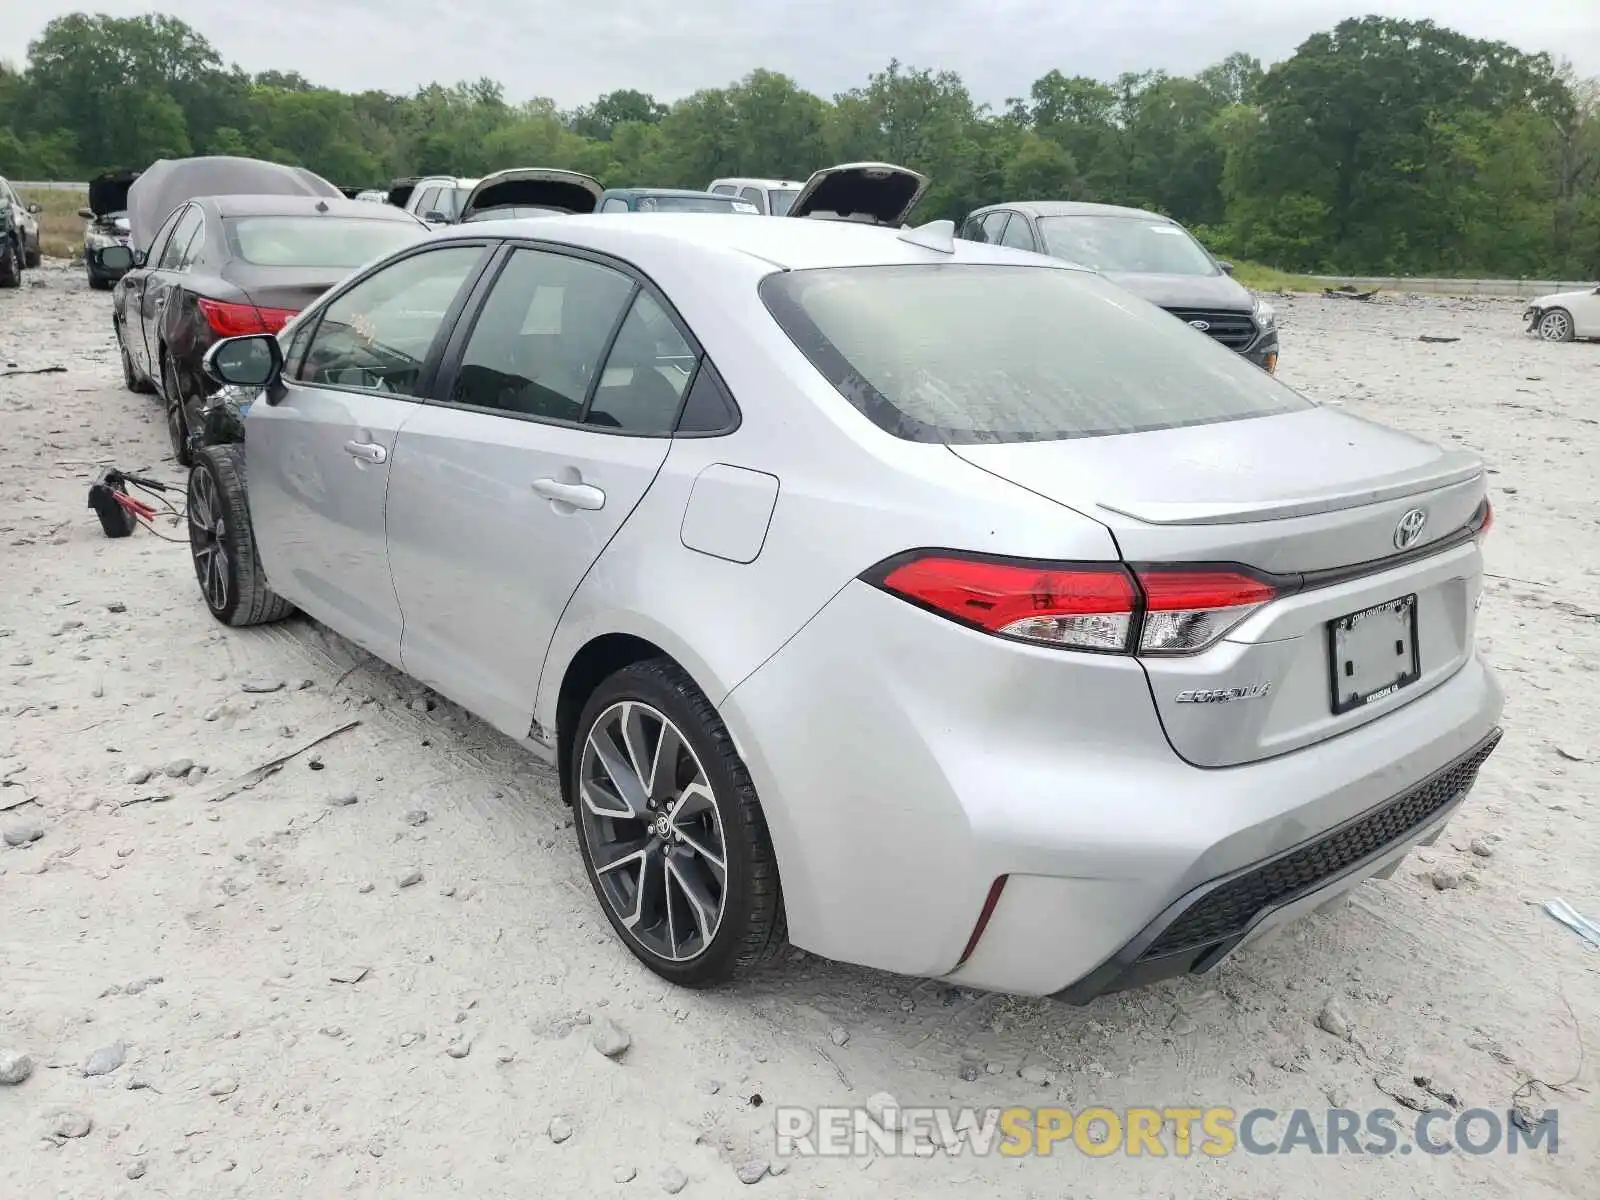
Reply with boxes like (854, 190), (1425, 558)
(88, 270), (110, 291)
(187, 445), (295, 628)
(117, 324), (154, 393)
(0, 238), (19, 288)
(571, 657), (786, 987)
(24, 237), (41, 268)
(163, 356), (194, 466)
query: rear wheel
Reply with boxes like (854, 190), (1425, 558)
(188, 445), (294, 627)
(571, 658), (786, 987)
(24, 236), (40, 268)
(117, 324), (153, 394)
(163, 357), (194, 466)
(0, 238), (20, 289)
(1537, 308), (1576, 343)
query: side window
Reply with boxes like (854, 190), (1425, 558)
(600, 197), (630, 213)
(739, 187), (764, 211)
(674, 360), (737, 435)
(177, 211), (209, 268)
(710, 184), (736, 196)
(414, 186), (441, 216)
(980, 212), (1011, 244)
(157, 206), (202, 270)
(587, 291), (696, 435)
(449, 247), (635, 422)
(281, 314), (316, 378)
(960, 215), (987, 242)
(296, 245), (483, 395)
(144, 206), (185, 267)
(999, 215), (1037, 252)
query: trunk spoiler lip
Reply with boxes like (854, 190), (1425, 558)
(1093, 455), (1484, 526)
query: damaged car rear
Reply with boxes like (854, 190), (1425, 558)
(81, 169), (140, 290)
(1523, 284), (1600, 343)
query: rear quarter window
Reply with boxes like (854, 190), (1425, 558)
(759, 263), (1310, 444)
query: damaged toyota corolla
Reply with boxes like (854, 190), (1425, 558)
(181, 180), (1503, 999)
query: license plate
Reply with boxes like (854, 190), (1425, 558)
(1328, 594), (1420, 715)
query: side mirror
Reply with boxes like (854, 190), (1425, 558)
(203, 334), (283, 390)
(94, 245), (135, 272)
(26, 203), (42, 215)
(423, 211), (449, 224)
(1218, 260), (1235, 275)
(78, 207), (95, 220)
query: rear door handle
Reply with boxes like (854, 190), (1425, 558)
(532, 478), (605, 510)
(344, 440), (387, 464)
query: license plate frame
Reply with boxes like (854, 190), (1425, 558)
(1327, 594), (1421, 715)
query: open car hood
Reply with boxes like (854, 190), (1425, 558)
(127, 155), (342, 253)
(387, 178), (420, 209)
(460, 169), (603, 221)
(89, 169), (140, 218)
(787, 162), (929, 226)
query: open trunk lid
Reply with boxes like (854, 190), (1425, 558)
(951, 406), (1489, 767)
(88, 169), (140, 218)
(459, 168), (603, 221)
(387, 178), (419, 210)
(788, 162), (929, 226)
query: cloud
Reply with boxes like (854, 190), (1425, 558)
(5, 0), (1597, 107)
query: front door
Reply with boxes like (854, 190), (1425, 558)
(387, 245), (695, 737)
(139, 203), (203, 378)
(245, 243), (490, 664)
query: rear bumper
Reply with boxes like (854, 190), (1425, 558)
(719, 580), (1504, 997)
(1052, 727), (1501, 1003)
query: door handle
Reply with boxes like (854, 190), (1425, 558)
(532, 477), (605, 510)
(344, 440), (387, 465)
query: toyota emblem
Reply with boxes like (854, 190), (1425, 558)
(1394, 507), (1428, 550)
(1188, 319), (1211, 331)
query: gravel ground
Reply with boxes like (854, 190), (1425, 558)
(2, 260), (1596, 1198)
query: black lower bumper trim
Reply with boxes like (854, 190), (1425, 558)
(1053, 727), (1502, 1005)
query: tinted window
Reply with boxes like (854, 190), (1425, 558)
(959, 215), (986, 242)
(675, 361), (737, 434)
(1000, 216), (1037, 252)
(768, 189), (799, 216)
(739, 187), (764, 210)
(637, 194), (746, 213)
(414, 187), (441, 217)
(225, 216), (424, 268)
(297, 246), (482, 395)
(760, 264), (1311, 443)
(1037, 216), (1220, 275)
(587, 291), (696, 434)
(449, 248), (635, 422)
(979, 212), (1010, 244)
(158, 206), (202, 270)
(143, 206), (185, 267)
(710, 184), (736, 196)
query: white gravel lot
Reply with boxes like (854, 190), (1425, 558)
(1, 261), (1596, 1199)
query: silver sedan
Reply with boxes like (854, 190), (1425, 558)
(188, 173), (1503, 998)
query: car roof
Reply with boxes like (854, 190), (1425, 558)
(429, 211), (1088, 273)
(975, 200), (1178, 222)
(199, 194), (426, 222)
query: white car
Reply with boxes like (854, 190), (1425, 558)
(1524, 285), (1600, 341)
(707, 175), (807, 216)
(190, 165), (1502, 998)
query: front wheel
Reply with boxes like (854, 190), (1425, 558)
(24, 237), (40, 269)
(1537, 308), (1576, 343)
(116, 323), (153, 393)
(571, 659), (786, 987)
(0, 238), (20, 289)
(188, 445), (295, 627)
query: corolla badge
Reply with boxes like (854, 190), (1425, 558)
(1188, 319), (1211, 331)
(1393, 507), (1428, 550)
(1175, 683), (1272, 704)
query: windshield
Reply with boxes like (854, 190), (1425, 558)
(1037, 216), (1220, 276)
(636, 194), (755, 214)
(768, 188), (800, 216)
(224, 216), (426, 268)
(460, 205), (564, 223)
(760, 263), (1309, 443)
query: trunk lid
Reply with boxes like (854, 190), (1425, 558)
(224, 264), (349, 315)
(387, 178), (419, 210)
(459, 168), (603, 221)
(89, 169), (140, 218)
(788, 162), (929, 226)
(951, 407), (1488, 767)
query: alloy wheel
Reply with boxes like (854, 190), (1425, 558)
(1538, 310), (1572, 342)
(577, 700), (728, 963)
(188, 467), (230, 613)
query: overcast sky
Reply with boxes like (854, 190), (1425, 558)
(5, 1), (1597, 108)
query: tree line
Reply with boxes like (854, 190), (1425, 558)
(2, 11), (1597, 277)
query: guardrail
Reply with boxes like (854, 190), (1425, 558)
(12, 181), (90, 191)
(1309, 275), (1595, 299)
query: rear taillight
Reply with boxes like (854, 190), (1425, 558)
(1473, 497), (1493, 541)
(867, 552), (1279, 656)
(197, 298), (299, 337)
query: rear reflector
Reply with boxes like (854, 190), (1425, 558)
(1474, 497), (1493, 540)
(197, 298), (299, 337)
(867, 552), (1278, 656)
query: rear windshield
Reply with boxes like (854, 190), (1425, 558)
(760, 264), (1309, 443)
(768, 188), (800, 216)
(224, 216), (425, 268)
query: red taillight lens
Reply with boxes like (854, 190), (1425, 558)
(875, 554), (1138, 652)
(868, 553), (1280, 656)
(197, 298), (298, 337)
(1475, 497), (1493, 541)
(1134, 568), (1277, 654)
